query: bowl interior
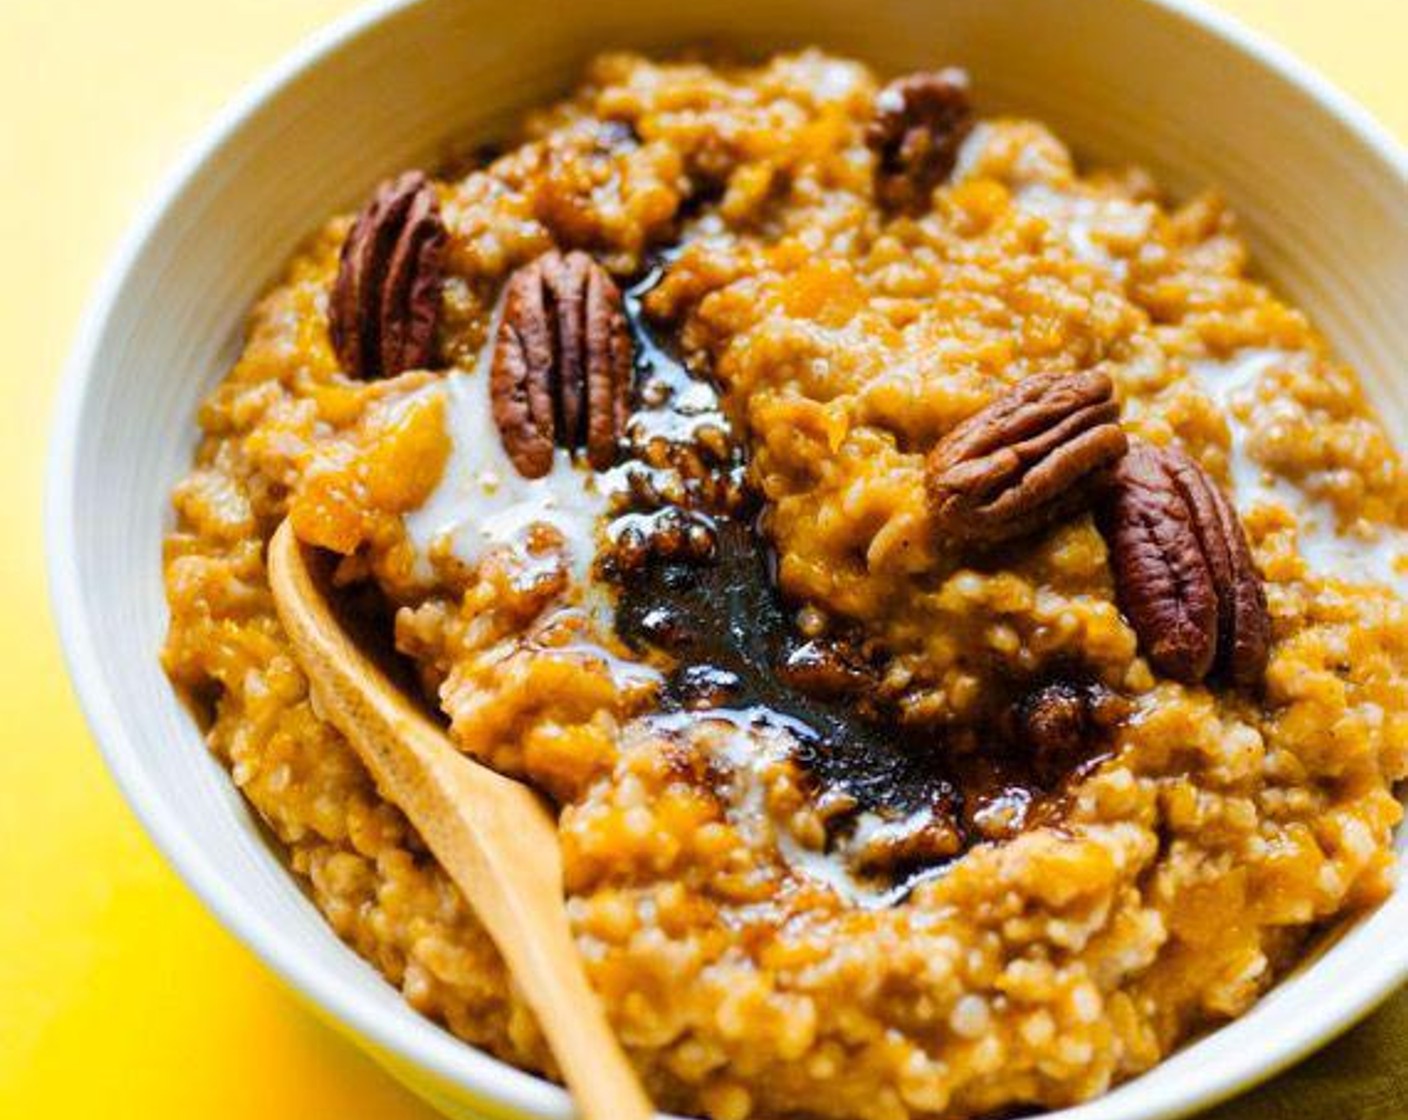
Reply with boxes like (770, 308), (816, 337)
(49, 1), (1408, 1118)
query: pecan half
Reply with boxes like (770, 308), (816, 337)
(867, 68), (975, 210)
(329, 171), (446, 380)
(926, 370), (1128, 544)
(490, 250), (633, 478)
(1098, 443), (1270, 686)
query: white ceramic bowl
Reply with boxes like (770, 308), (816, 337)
(47, 0), (1408, 1117)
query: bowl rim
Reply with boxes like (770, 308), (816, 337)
(45, 1), (1408, 1118)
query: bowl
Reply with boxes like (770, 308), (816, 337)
(46, 0), (1408, 1117)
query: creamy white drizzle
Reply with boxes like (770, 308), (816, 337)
(403, 339), (629, 586)
(544, 604), (664, 690)
(1191, 348), (1408, 598)
(684, 713), (936, 908)
(1015, 183), (1154, 276)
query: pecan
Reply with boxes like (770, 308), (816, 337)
(609, 508), (717, 573)
(1015, 681), (1093, 762)
(490, 249), (633, 478)
(329, 171), (446, 380)
(926, 370), (1128, 544)
(867, 68), (975, 210)
(1012, 679), (1130, 782)
(777, 638), (876, 698)
(1098, 443), (1270, 686)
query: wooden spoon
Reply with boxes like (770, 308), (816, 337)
(267, 520), (653, 1120)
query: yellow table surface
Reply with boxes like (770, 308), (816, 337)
(3, 1), (1405, 1117)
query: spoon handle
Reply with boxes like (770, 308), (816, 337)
(406, 741), (656, 1120)
(269, 521), (653, 1120)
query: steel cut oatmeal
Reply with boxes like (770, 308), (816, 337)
(162, 50), (1408, 1120)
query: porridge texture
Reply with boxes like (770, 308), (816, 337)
(162, 51), (1408, 1120)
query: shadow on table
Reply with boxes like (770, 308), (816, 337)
(1201, 986), (1407, 1119)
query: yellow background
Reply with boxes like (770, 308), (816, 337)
(3, 1), (1405, 1117)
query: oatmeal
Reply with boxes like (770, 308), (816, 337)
(162, 50), (1408, 1120)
